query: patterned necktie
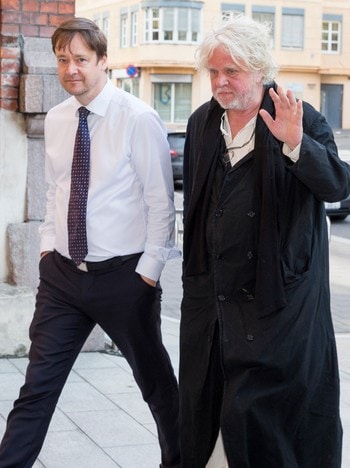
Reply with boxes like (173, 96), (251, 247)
(67, 106), (91, 265)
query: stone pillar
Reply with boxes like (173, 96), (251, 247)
(0, 2), (105, 355)
(9, 36), (68, 292)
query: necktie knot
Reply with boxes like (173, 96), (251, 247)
(78, 106), (90, 119)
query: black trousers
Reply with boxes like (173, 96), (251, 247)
(0, 251), (180, 468)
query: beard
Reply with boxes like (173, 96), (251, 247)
(214, 86), (259, 111)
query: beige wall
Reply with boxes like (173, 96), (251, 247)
(77, 0), (350, 127)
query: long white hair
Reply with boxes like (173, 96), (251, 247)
(196, 15), (278, 85)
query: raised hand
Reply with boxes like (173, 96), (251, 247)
(259, 85), (303, 150)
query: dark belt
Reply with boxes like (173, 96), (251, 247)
(56, 251), (141, 272)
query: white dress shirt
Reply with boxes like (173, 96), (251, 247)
(40, 79), (180, 281)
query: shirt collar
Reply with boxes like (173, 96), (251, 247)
(73, 78), (114, 117)
(220, 110), (257, 142)
(220, 112), (230, 137)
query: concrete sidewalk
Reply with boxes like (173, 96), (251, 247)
(0, 318), (181, 468)
(0, 233), (350, 467)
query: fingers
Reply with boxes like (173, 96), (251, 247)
(269, 85), (302, 112)
(259, 85), (303, 148)
(259, 108), (274, 127)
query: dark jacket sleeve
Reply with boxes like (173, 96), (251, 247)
(288, 102), (350, 202)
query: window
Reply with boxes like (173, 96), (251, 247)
(322, 17), (341, 53)
(281, 8), (304, 49)
(190, 8), (200, 41)
(121, 14), (128, 48)
(144, 7), (201, 43)
(131, 11), (139, 46)
(116, 78), (140, 98)
(111, 69), (140, 98)
(102, 14), (109, 39)
(163, 8), (174, 40)
(152, 75), (192, 124)
(252, 8), (275, 48)
(221, 3), (245, 21)
(93, 15), (100, 29)
(144, 8), (160, 41)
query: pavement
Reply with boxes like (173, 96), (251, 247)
(0, 204), (350, 466)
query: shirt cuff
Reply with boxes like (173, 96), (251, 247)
(135, 246), (181, 281)
(40, 237), (55, 255)
(283, 142), (301, 162)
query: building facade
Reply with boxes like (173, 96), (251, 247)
(76, 0), (350, 130)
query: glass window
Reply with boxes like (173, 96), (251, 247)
(121, 15), (128, 48)
(153, 82), (191, 124)
(322, 21), (341, 53)
(93, 15), (100, 29)
(178, 8), (188, 41)
(174, 83), (191, 121)
(163, 8), (174, 41)
(252, 12), (275, 48)
(191, 9), (200, 42)
(116, 77), (140, 98)
(152, 8), (160, 40)
(222, 6), (245, 22)
(281, 13), (304, 49)
(102, 15), (109, 39)
(131, 11), (138, 47)
(144, 7), (201, 43)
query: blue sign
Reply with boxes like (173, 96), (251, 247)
(126, 65), (138, 77)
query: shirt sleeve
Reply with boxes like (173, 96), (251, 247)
(38, 183), (56, 254)
(38, 117), (57, 254)
(131, 111), (181, 281)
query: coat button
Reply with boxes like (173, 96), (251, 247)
(247, 251), (253, 259)
(246, 334), (254, 341)
(215, 254), (223, 260)
(217, 294), (226, 301)
(215, 209), (223, 217)
(238, 288), (255, 302)
(247, 211), (256, 218)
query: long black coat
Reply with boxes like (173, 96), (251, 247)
(179, 85), (349, 468)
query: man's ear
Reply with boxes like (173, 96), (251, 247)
(100, 55), (108, 71)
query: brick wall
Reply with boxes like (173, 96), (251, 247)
(0, 0), (75, 111)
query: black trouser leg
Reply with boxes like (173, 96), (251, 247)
(85, 257), (180, 467)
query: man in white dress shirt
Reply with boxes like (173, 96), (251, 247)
(0, 17), (181, 468)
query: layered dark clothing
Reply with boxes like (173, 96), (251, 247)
(179, 83), (349, 467)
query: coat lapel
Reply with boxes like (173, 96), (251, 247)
(186, 99), (224, 224)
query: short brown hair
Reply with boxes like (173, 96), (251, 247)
(51, 17), (107, 60)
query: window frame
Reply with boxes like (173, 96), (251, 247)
(321, 19), (341, 54)
(151, 75), (192, 124)
(102, 13), (110, 40)
(143, 6), (201, 44)
(252, 8), (275, 49)
(131, 10), (139, 47)
(120, 14), (128, 48)
(281, 8), (304, 50)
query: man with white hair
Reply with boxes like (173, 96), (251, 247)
(179, 15), (348, 468)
